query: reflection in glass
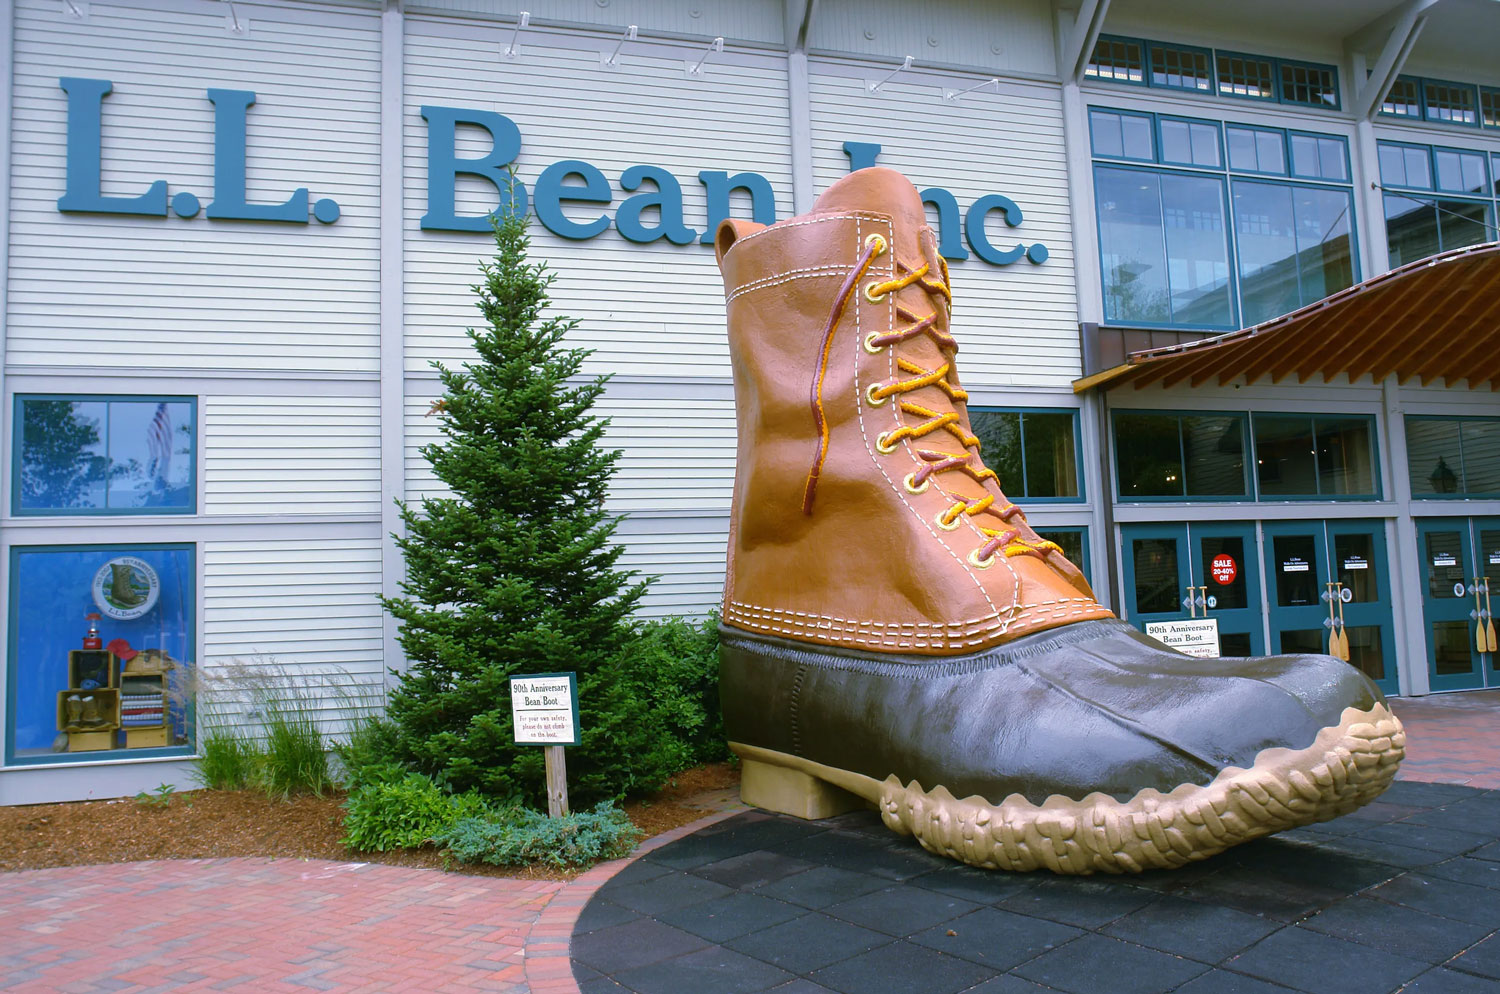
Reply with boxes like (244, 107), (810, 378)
(1315, 417), (1374, 495)
(1280, 629), (1324, 654)
(1345, 626), (1385, 681)
(1133, 538), (1181, 614)
(1097, 167), (1170, 324)
(970, 411), (1022, 495)
(1161, 174), (1233, 326)
(1036, 529), (1086, 583)
(1199, 535), (1246, 609)
(1181, 415), (1246, 496)
(1089, 110), (1153, 160)
(1378, 144), (1432, 189)
(1434, 150), (1488, 195)
(1433, 620), (1473, 675)
(1255, 415), (1317, 497)
(1425, 531), (1466, 599)
(1407, 419), (1463, 496)
(19, 400), (108, 510)
(1115, 413), (1184, 498)
(1233, 183), (1354, 325)
(1160, 119), (1220, 167)
(1023, 413), (1078, 498)
(1461, 422), (1500, 494)
(1274, 534), (1319, 606)
(106, 402), (193, 509)
(1386, 195), (1493, 269)
(1480, 529), (1500, 597)
(1220, 632), (1252, 657)
(1334, 532), (1378, 602)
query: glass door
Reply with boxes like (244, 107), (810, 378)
(1121, 523), (1264, 656)
(1415, 519), (1484, 691)
(1327, 520), (1398, 696)
(1263, 522), (1333, 659)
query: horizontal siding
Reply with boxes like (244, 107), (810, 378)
(809, 0), (1056, 77)
(404, 25), (793, 379)
(201, 536), (386, 733)
(407, 0), (783, 45)
(611, 519), (727, 618)
(204, 395), (382, 515)
(9, 0), (382, 373)
(808, 67), (1081, 389)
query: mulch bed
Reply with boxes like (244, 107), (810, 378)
(0, 762), (739, 880)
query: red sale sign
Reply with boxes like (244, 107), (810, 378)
(1211, 554), (1237, 585)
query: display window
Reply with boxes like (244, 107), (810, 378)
(13, 396), (195, 515)
(7, 544), (194, 763)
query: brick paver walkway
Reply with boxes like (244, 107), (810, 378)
(0, 693), (1494, 994)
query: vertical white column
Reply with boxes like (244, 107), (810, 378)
(788, 50), (814, 214)
(1383, 373), (1428, 696)
(379, 0), (406, 683)
(1353, 118), (1390, 281)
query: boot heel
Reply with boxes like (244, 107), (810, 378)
(739, 757), (866, 820)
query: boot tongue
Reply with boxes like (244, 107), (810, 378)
(813, 167), (928, 257)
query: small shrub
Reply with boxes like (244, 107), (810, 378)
(620, 613), (727, 766)
(333, 715), (406, 791)
(134, 782), (178, 809)
(342, 773), (491, 851)
(262, 705), (333, 799)
(436, 801), (641, 869)
(197, 729), (260, 790)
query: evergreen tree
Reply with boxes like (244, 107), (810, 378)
(382, 208), (652, 807)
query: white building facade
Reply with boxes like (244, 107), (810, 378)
(1, 0), (1496, 804)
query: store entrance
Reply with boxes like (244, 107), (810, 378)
(1122, 520), (1397, 694)
(1262, 520), (1396, 696)
(1416, 518), (1499, 692)
(1122, 523), (1263, 657)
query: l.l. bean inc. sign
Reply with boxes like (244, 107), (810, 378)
(56, 78), (1048, 265)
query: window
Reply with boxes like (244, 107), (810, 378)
(1233, 181), (1355, 326)
(1381, 77), (1422, 118)
(1149, 44), (1213, 92)
(15, 396), (195, 515)
(1484, 89), (1500, 130)
(1093, 111), (1357, 330)
(1085, 36), (1144, 84)
(7, 544), (194, 763)
(1216, 53), (1275, 100)
(1252, 415), (1376, 497)
(1226, 126), (1285, 174)
(1424, 81), (1478, 127)
(1034, 528), (1090, 586)
(969, 409), (1081, 500)
(1407, 417), (1500, 497)
(1279, 61), (1339, 109)
(1113, 412), (1247, 499)
(1089, 109), (1154, 161)
(1378, 141), (1499, 268)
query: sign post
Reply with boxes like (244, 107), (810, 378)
(509, 672), (580, 818)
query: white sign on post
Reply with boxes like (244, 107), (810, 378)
(510, 672), (580, 746)
(1145, 618), (1222, 658)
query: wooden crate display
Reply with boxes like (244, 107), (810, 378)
(120, 653), (171, 748)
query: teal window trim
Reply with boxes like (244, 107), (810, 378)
(1405, 415), (1500, 500)
(1286, 130), (1352, 183)
(1431, 143), (1492, 196)
(1085, 34), (1148, 86)
(970, 407), (1087, 504)
(1146, 40), (1215, 93)
(1378, 138), (1436, 191)
(1157, 114), (1224, 168)
(1422, 78), (1481, 128)
(1277, 59), (1341, 111)
(1249, 412), (1382, 501)
(1224, 124), (1289, 177)
(1379, 75), (1424, 119)
(1214, 50), (1277, 102)
(4, 541), (198, 767)
(1226, 174), (1364, 312)
(1088, 107), (1156, 161)
(12, 394), (198, 517)
(1482, 88), (1500, 130)
(1111, 409), (1252, 502)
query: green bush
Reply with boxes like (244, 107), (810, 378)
(333, 715), (407, 791)
(262, 704), (334, 799)
(342, 773), (491, 851)
(436, 801), (641, 868)
(620, 613), (728, 766)
(196, 727), (260, 791)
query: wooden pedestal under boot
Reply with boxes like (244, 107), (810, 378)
(712, 167), (1403, 873)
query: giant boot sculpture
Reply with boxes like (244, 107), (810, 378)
(712, 167), (1404, 874)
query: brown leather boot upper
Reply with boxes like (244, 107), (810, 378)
(715, 167), (1114, 656)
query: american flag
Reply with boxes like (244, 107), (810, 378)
(146, 402), (172, 488)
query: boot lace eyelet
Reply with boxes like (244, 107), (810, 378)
(864, 233), (888, 255)
(968, 548), (995, 569)
(903, 473), (928, 494)
(875, 432), (900, 454)
(936, 512), (962, 531)
(863, 332), (885, 354)
(864, 281), (888, 304)
(866, 383), (889, 407)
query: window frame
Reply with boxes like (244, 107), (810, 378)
(1146, 40), (1216, 94)
(4, 541), (198, 767)
(1405, 415), (1500, 500)
(1224, 124), (1289, 177)
(1088, 107), (1157, 162)
(1111, 409), (1251, 502)
(1157, 114), (1225, 170)
(968, 406), (1086, 504)
(1287, 130), (1352, 183)
(12, 394), (198, 517)
(1214, 50), (1278, 102)
(1083, 36), (1342, 114)
(1277, 58), (1342, 111)
(1482, 88), (1500, 131)
(1249, 412), (1382, 501)
(1422, 78), (1481, 128)
(1032, 526), (1092, 586)
(1084, 34), (1148, 87)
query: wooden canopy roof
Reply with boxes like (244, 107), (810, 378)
(1074, 242), (1500, 393)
